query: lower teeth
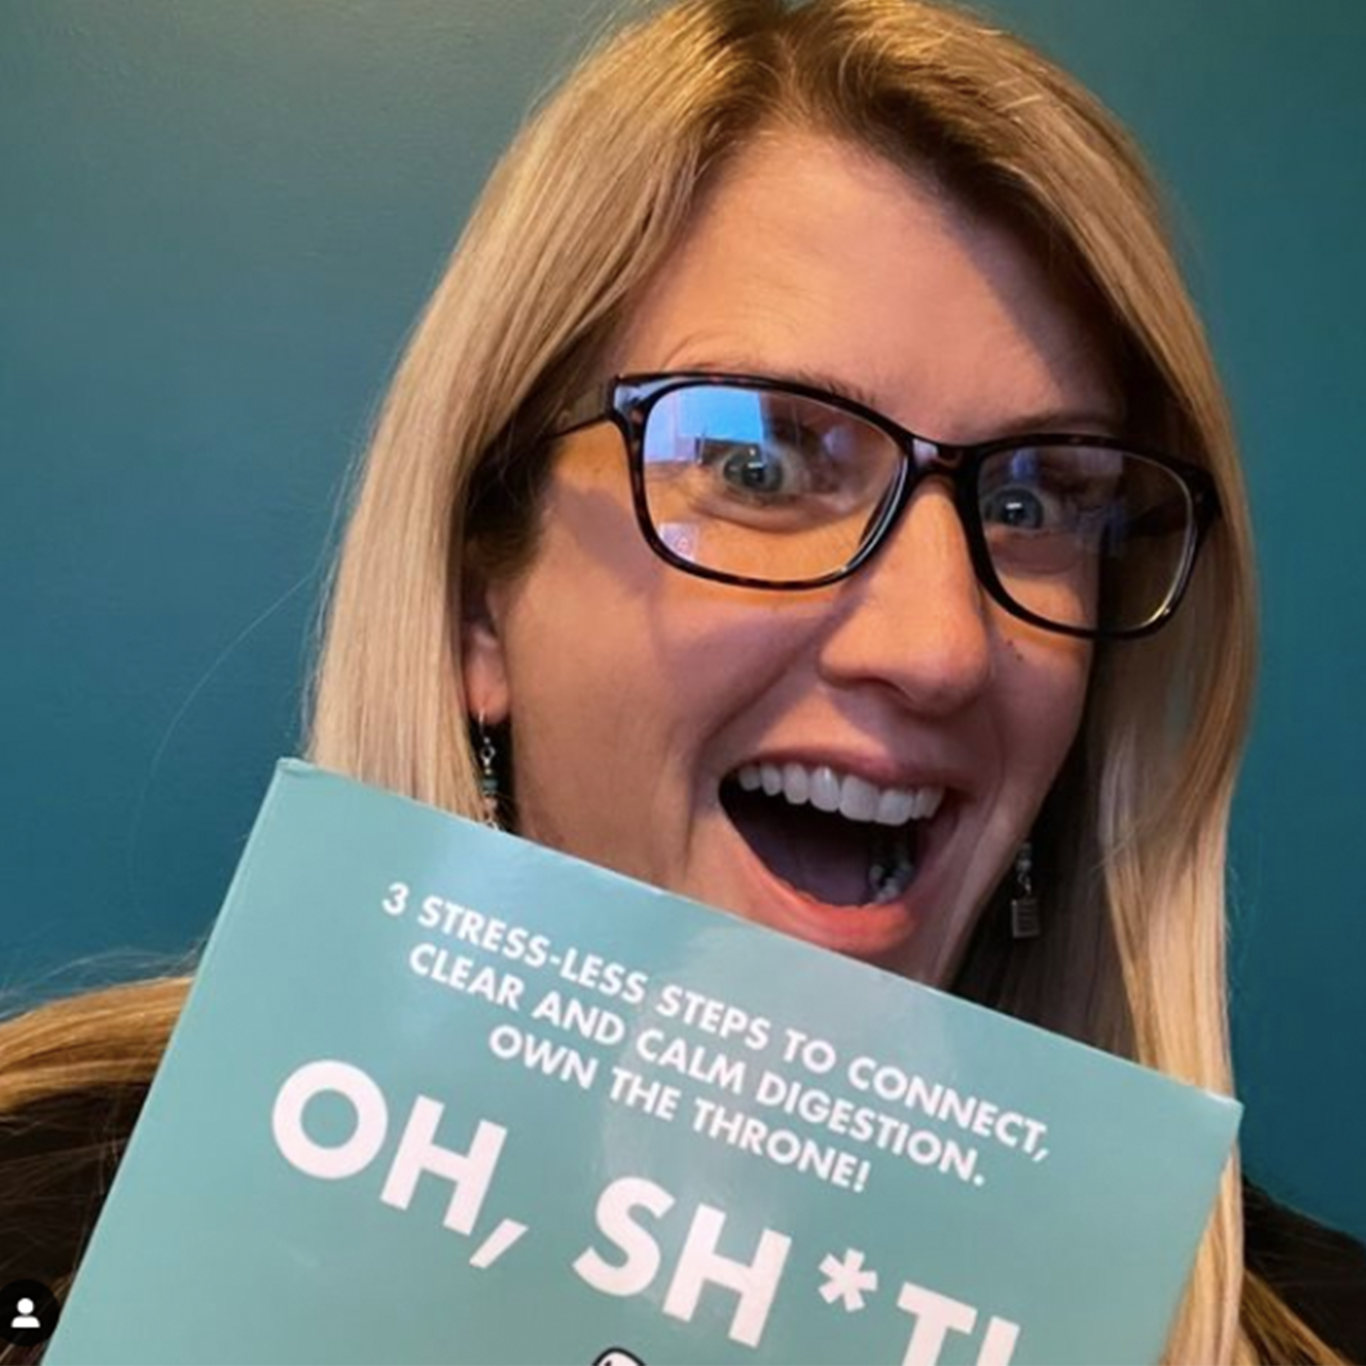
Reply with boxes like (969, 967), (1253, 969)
(868, 861), (915, 903)
(867, 828), (917, 903)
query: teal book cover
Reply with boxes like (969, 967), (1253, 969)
(44, 761), (1240, 1365)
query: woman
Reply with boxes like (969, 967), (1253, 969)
(0, 1), (1361, 1362)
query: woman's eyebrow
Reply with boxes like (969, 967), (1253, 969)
(667, 354), (883, 410)
(669, 355), (1125, 436)
(980, 404), (1127, 438)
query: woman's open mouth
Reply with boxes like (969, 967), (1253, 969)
(718, 760), (948, 911)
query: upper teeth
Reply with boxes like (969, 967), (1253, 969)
(734, 762), (944, 826)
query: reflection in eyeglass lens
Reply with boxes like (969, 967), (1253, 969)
(641, 389), (896, 575)
(984, 446), (1193, 631)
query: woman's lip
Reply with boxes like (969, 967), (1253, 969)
(717, 801), (958, 962)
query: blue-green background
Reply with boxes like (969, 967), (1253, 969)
(1, 0), (1362, 1246)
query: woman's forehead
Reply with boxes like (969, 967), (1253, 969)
(611, 129), (1123, 444)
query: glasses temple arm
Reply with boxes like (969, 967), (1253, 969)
(551, 381), (617, 438)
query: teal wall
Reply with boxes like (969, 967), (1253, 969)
(2, 0), (1362, 1246)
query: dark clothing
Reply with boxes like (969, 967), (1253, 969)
(1245, 1179), (1366, 1363)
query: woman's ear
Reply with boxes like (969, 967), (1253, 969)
(460, 569), (512, 724)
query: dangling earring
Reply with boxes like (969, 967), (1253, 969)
(476, 712), (500, 827)
(1009, 840), (1041, 940)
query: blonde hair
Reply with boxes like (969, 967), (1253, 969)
(0, 3), (1344, 1362)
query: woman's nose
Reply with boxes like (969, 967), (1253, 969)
(815, 483), (994, 715)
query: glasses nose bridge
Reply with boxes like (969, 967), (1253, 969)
(880, 428), (973, 530)
(902, 429), (968, 478)
(859, 426), (979, 578)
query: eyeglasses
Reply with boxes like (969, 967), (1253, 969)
(553, 371), (1220, 640)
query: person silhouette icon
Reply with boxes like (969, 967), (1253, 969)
(10, 1297), (40, 1329)
(0, 1279), (59, 1346)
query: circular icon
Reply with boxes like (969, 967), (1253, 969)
(0, 1279), (61, 1348)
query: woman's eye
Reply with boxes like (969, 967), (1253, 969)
(699, 438), (813, 500)
(981, 484), (1068, 532)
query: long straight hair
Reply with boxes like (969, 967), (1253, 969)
(0, 3), (1341, 1362)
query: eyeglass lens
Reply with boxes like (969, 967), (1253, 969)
(638, 383), (1198, 635)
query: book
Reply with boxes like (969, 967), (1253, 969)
(44, 760), (1240, 1365)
